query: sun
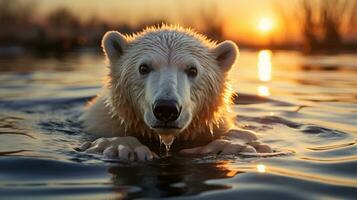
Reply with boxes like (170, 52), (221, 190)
(258, 17), (273, 32)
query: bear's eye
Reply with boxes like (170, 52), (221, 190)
(139, 63), (151, 75)
(185, 66), (198, 78)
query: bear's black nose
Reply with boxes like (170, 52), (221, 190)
(153, 100), (181, 122)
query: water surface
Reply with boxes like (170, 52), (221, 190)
(0, 50), (356, 199)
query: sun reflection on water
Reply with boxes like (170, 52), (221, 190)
(258, 50), (272, 82)
(216, 161), (239, 177)
(257, 164), (266, 173)
(257, 85), (270, 96)
(257, 50), (272, 96)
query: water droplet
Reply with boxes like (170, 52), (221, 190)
(159, 134), (175, 155)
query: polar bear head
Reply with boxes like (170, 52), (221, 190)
(102, 25), (238, 140)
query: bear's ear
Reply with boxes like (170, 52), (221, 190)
(212, 40), (239, 73)
(102, 31), (127, 62)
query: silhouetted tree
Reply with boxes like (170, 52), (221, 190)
(198, 4), (224, 41)
(299, 0), (357, 53)
(0, 0), (36, 25)
(300, 0), (319, 51)
(180, 3), (224, 41)
(47, 7), (80, 29)
(0, 0), (37, 44)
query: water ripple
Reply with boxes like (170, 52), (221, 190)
(307, 140), (356, 151)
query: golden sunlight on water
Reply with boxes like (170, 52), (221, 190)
(257, 85), (270, 96)
(257, 164), (266, 173)
(216, 161), (238, 177)
(235, 165), (357, 187)
(257, 50), (272, 82)
(257, 50), (272, 96)
(234, 162), (357, 187)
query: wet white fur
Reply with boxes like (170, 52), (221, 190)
(81, 25), (239, 141)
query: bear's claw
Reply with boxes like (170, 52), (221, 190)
(179, 140), (270, 155)
(77, 136), (157, 161)
(179, 129), (272, 155)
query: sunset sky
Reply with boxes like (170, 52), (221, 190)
(34, 0), (356, 45)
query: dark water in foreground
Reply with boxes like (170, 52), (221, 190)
(0, 50), (356, 200)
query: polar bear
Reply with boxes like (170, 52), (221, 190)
(78, 25), (272, 161)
